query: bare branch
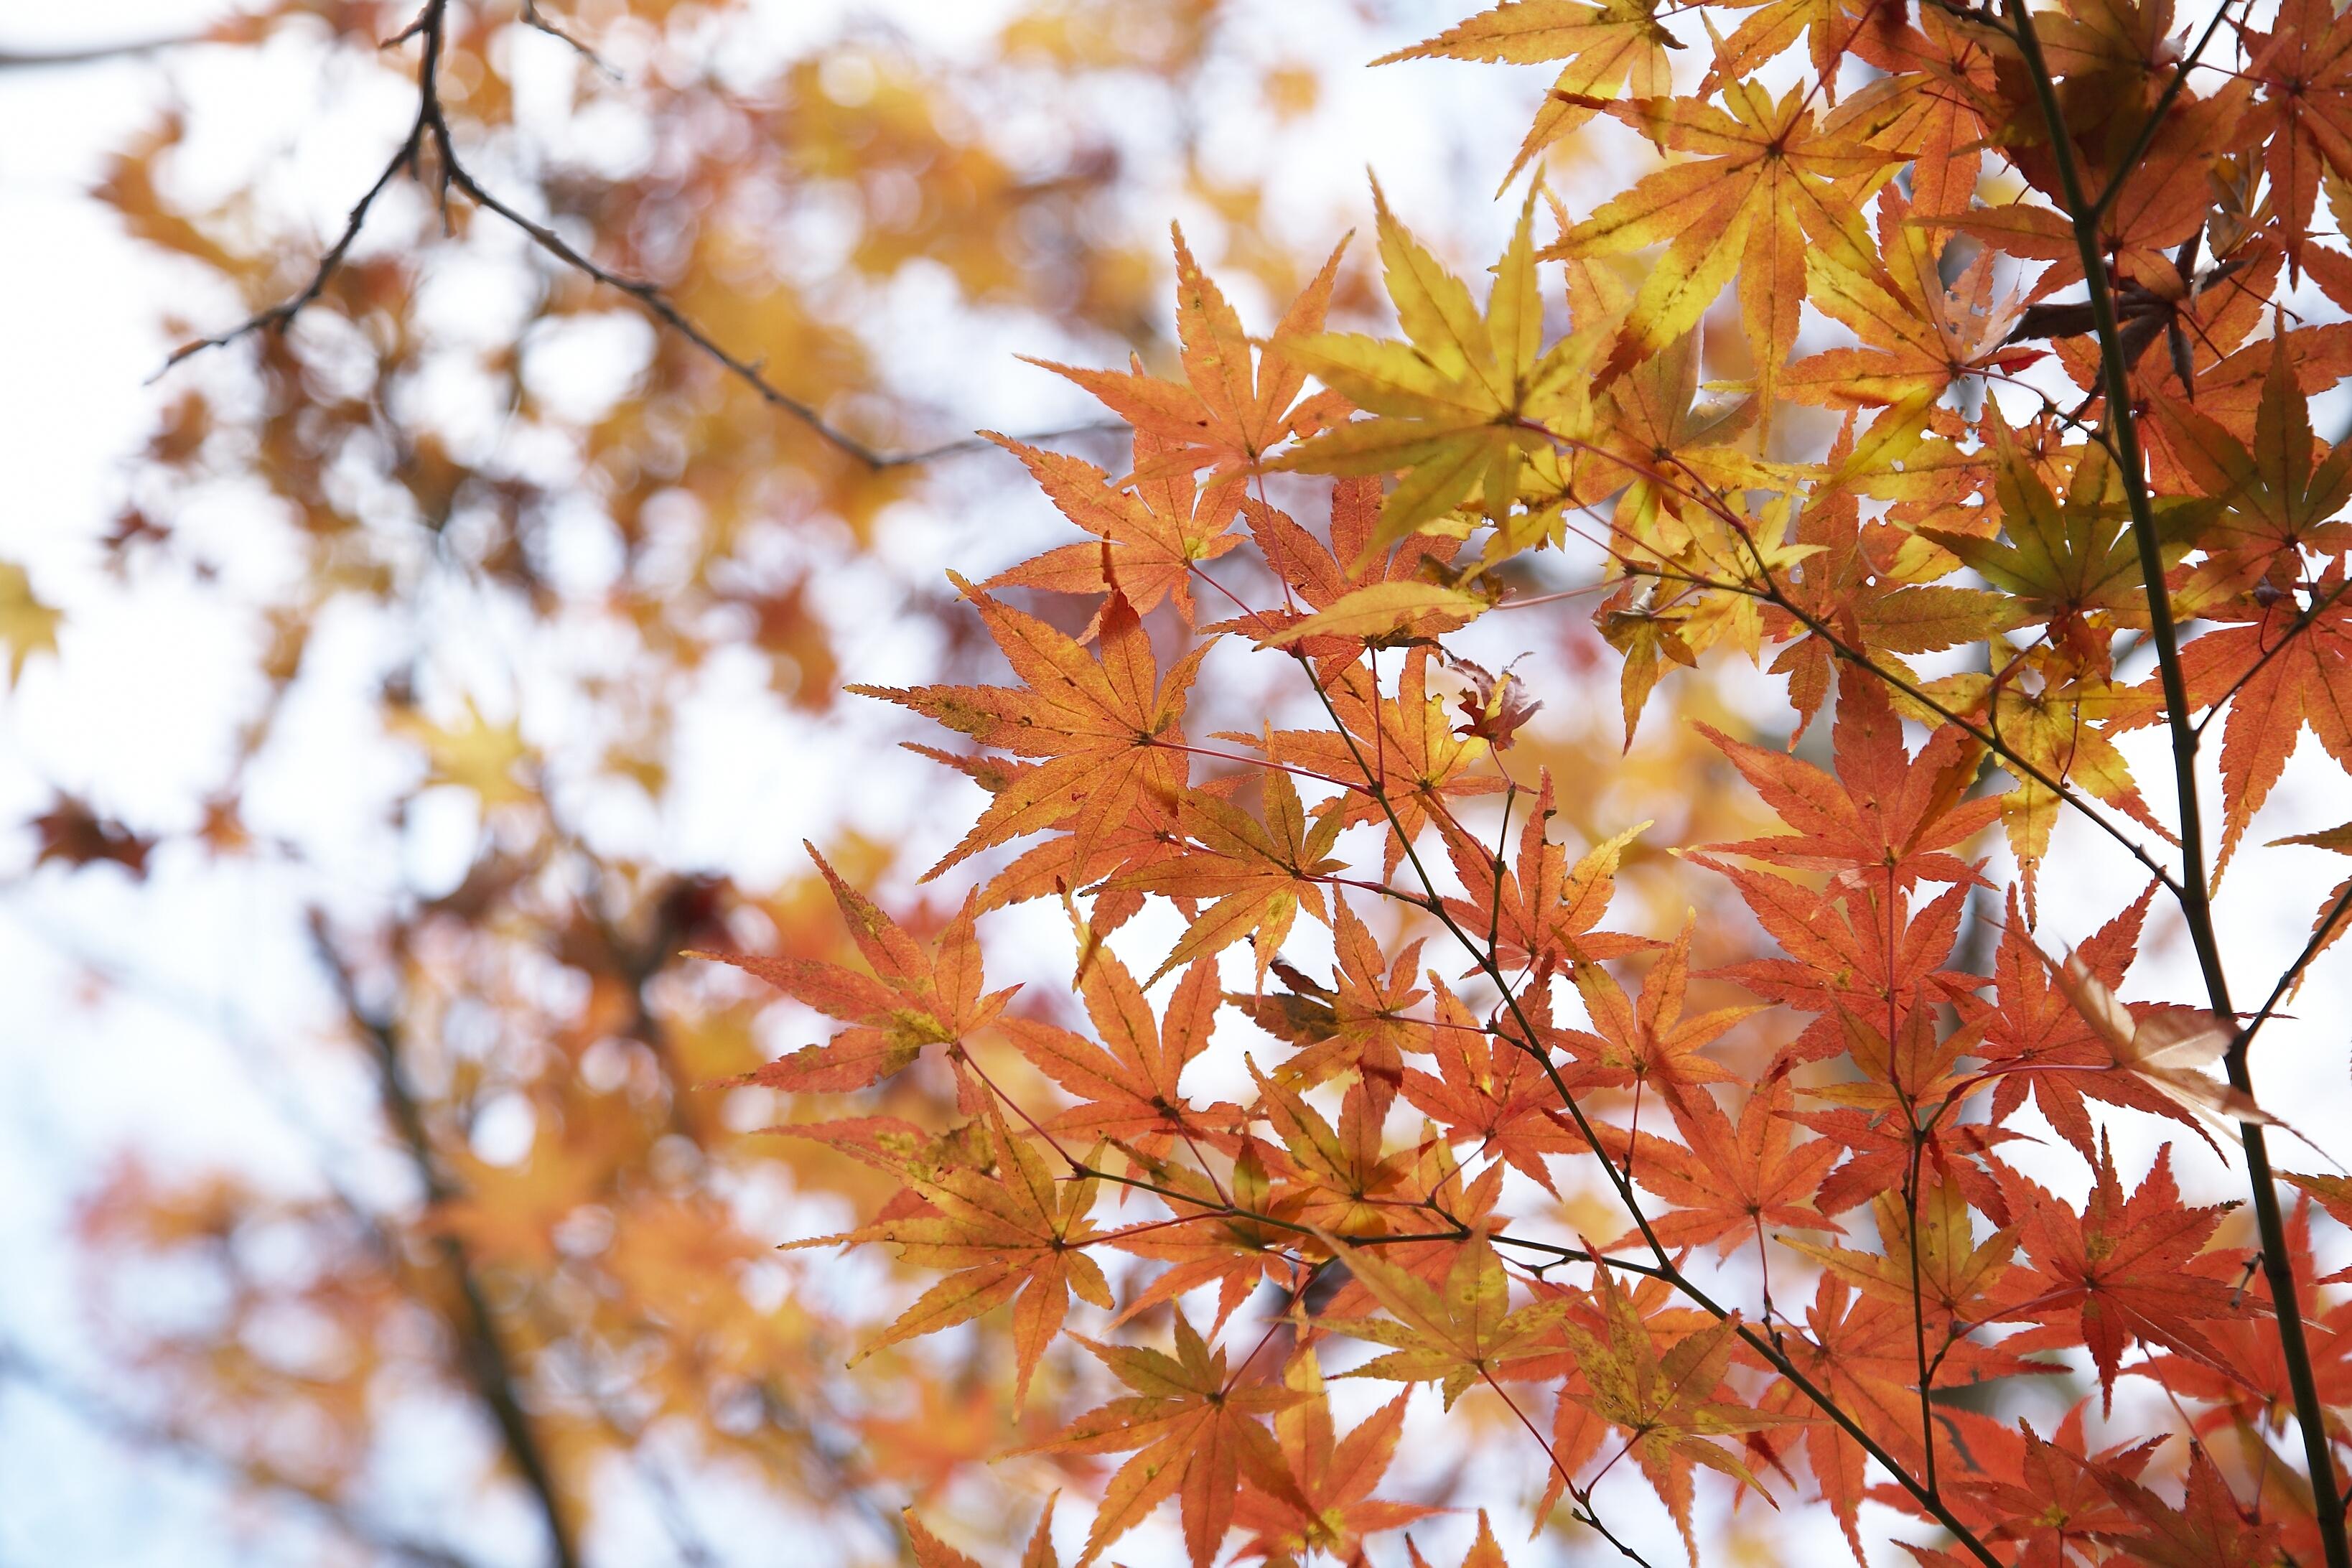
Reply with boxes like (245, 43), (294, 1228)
(157, 0), (1129, 470)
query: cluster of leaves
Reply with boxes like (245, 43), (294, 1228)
(701, 0), (2352, 1562)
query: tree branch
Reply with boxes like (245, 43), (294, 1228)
(307, 910), (582, 1568)
(2002, 5), (2351, 1562)
(158, 0), (1127, 470)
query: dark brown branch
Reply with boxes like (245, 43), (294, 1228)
(2002, 5), (2352, 1564)
(158, 0), (1127, 470)
(308, 910), (581, 1568)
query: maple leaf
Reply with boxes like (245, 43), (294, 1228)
(853, 580), (1207, 878)
(1554, 1261), (1786, 1562)
(2038, 942), (2276, 1134)
(1378, 0), (1679, 188)
(1231, 897), (1432, 1095)
(1401, 984), (1585, 1191)
(1312, 1227), (1567, 1408)
(1211, 481), (1470, 660)
(1701, 677), (1999, 895)
(1557, 917), (1758, 1104)
(29, 795), (156, 879)
(1951, 1404), (2160, 1568)
(788, 1110), (1109, 1409)
(1764, 428), (2027, 742)
(2271, 819), (2352, 979)
(1545, 81), (1895, 401)
(1031, 225), (1347, 492)
(2154, 568), (2352, 875)
(1101, 771), (1341, 986)
(1978, 887), (2214, 1161)
(1276, 187), (1594, 551)
(1228, 1351), (1439, 1564)
(1258, 581), (1496, 650)
(1756, 1273), (2048, 1559)
(2243, 0), (2352, 276)
(1028, 1307), (1308, 1568)
(1445, 654), (1544, 747)
(1782, 190), (2039, 413)
(694, 843), (1014, 1094)
(0, 559), (60, 686)
(2087, 1441), (2280, 1568)
(2145, 338), (2352, 607)
(1003, 951), (1233, 1159)
(1602, 1071), (1842, 1257)
(1783, 1174), (2017, 1329)
(907, 1498), (1060, 1568)
(1922, 431), (2198, 641)
(1406, 1510), (1511, 1568)
(1572, 325), (1781, 559)
(1700, 859), (1979, 1066)
(391, 696), (535, 808)
(1992, 1138), (2251, 1413)
(1920, 650), (2171, 898)
(981, 434), (1245, 629)
(1264, 647), (1506, 877)
(1252, 1064), (1411, 1234)
(1106, 1142), (1309, 1333)
(1437, 770), (1653, 974)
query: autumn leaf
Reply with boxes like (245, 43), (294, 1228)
(1546, 81), (1895, 401)
(2270, 819), (2352, 979)
(1602, 1070), (1842, 1256)
(1437, 770), (1652, 974)
(1029, 1307), (1308, 1568)
(788, 1108), (1107, 1409)
(1377, 0), (1679, 187)
(1312, 1227), (1567, 1408)
(1401, 984), (1585, 1191)
(1257, 580), (1494, 648)
(1230, 1351), (1439, 1563)
(0, 559), (60, 686)
(694, 842), (1015, 1094)
(1701, 678), (1999, 895)
(2038, 943), (2276, 1134)
(1406, 1510), (1512, 1568)
(1276, 187), (1594, 552)
(2155, 569), (2352, 876)
(1232, 896), (1432, 1094)
(982, 434), (1246, 628)
(908, 1500), (1060, 1568)
(1977, 887), (2215, 1162)
(1002, 949), (1234, 1157)
(854, 579), (1207, 878)
(1992, 1139), (2251, 1413)
(1102, 770), (1341, 986)
(1030, 225), (1348, 490)
(1554, 1261), (1788, 1561)
(1556, 915), (1762, 1102)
